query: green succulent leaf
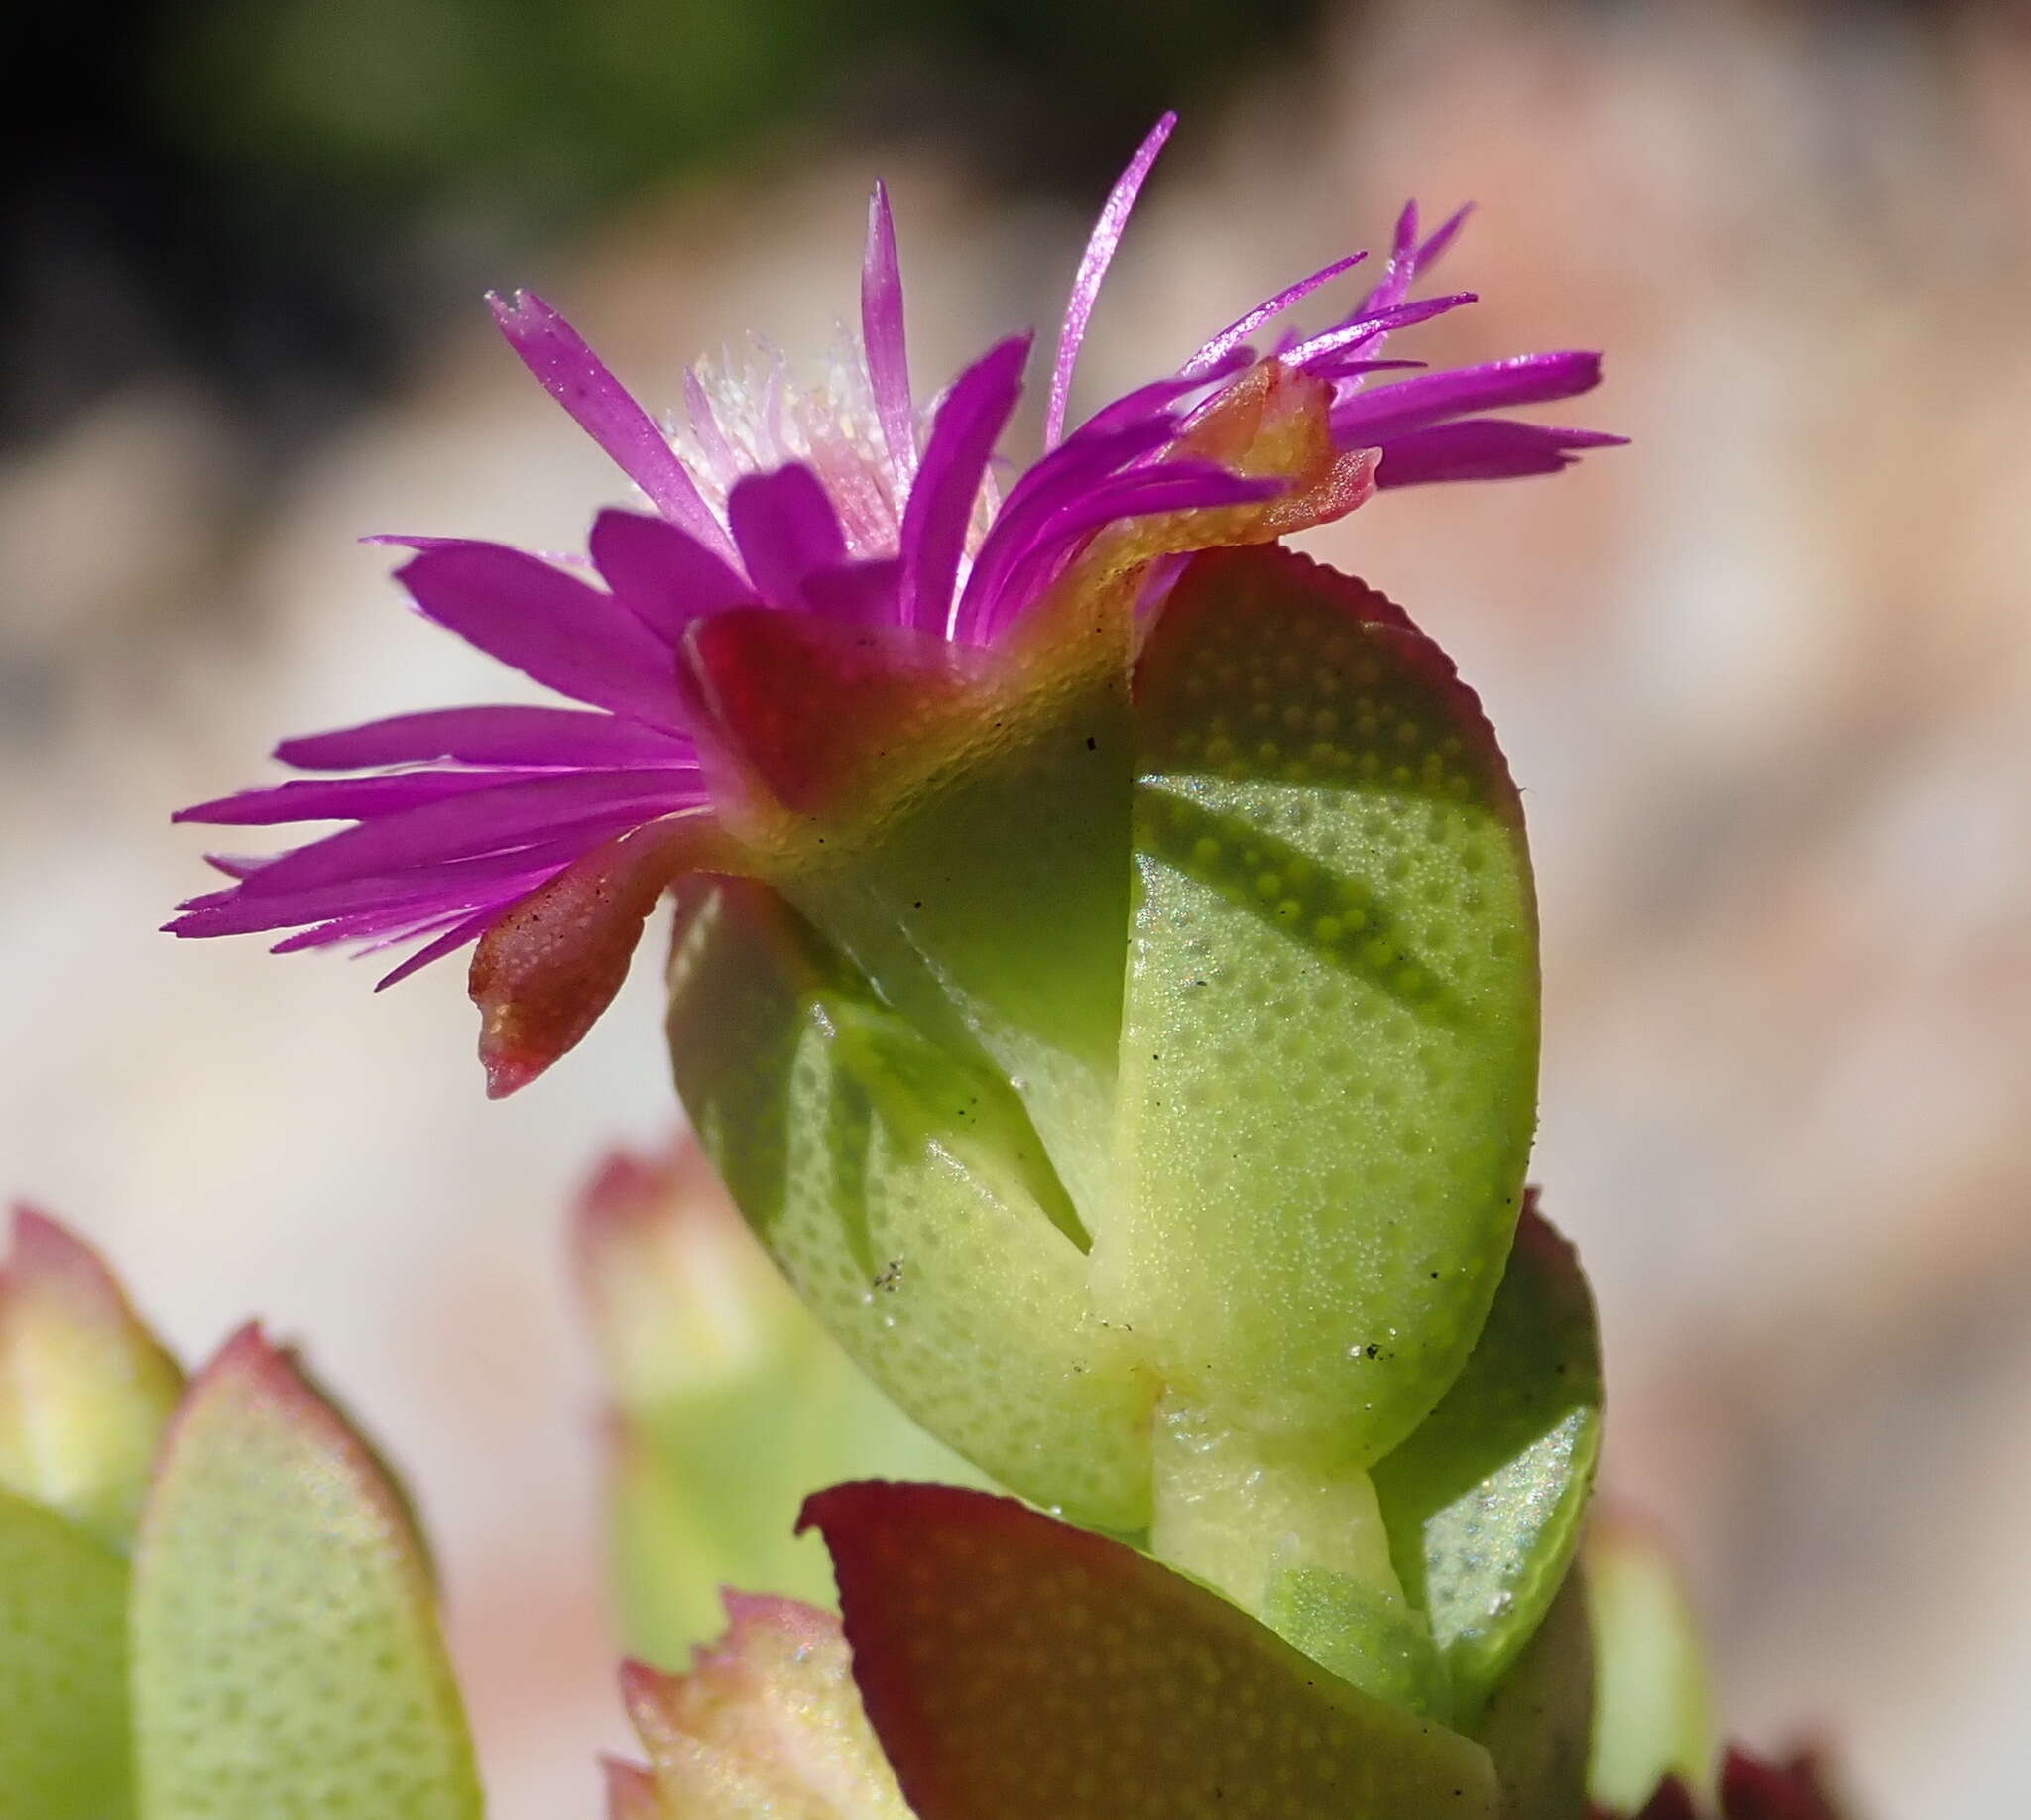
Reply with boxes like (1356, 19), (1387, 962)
(1098, 544), (1539, 1473)
(0, 1485), (132, 1820)
(1474, 1567), (1594, 1820)
(665, 876), (1154, 1533)
(1584, 1519), (1715, 1813)
(1374, 1198), (1603, 1719)
(805, 1479), (1499, 1820)
(129, 1326), (481, 1820)
(579, 1143), (986, 1664)
(0, 1207), (183, 1551)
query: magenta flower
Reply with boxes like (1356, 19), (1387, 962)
(168, 115), (1617, 1090)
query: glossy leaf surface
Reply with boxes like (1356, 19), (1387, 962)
(806, 1479), (1499, 1820)
(1100, 544), (1539, 1471)
(131, 1327), (481, 1820)
(1374, 1198), (1603, 1718)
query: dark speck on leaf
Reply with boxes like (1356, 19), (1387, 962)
(1085, 735), (1097, 750)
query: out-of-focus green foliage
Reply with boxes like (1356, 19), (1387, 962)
(157, 0), (1332, 213)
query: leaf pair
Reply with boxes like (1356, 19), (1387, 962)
(0, 1211), (480, 1820)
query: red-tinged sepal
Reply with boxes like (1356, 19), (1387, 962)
(611, 1591), (912, 1820)
(1716, 1748), (1849, 1820)
(802, 1479), (1501, 1820)
(0, 1205), (183, 1548)
(681, 607), (984, 822)
(472, 813), (729, 1096)
(130, 1325), (482, 1818)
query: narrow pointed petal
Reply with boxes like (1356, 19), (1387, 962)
(1185, 251), (1369, 375)
(803, 1481), (1500, 1820)
(470, 814), (720, 1096)
(590, 507), (758, 640)
(725, 466), (849, 611)
(192, 770), (704, 901)
(375, 904), (512, 989)
(490, 290), (737, 561)
(175, 769), (554, 828)
(1285, 291), (1479, 367)
(896, 333), (1029, 635)
(0, 1207), (184, 1548)
(1045, 111), (1175, 447)
(278, 704), (695, 772)
(1374, 420), (1628, 488)
(862, 180), (916, 483)
(131, 1326), (482, 1819)
(1332, 351), (1604, 444)
(398, 542), (683, 726)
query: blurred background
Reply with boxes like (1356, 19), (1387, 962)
(6, 0), (2028, 1813)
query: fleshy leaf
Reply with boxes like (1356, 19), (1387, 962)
(1584, 1517), (1715, 1814)
(613, 1592), (911, 1820)
(804, 1479), (1501, 1820)
(578, 1141), (984, 1662)
(1100, 543), (1538, 1471)
(0, 1484), (132, 1820)
(1476, 1567), (1594, 1820)
(664, 877), (1153, 1532)
(1149, 1410), (1445, 1713)
(130, 1326), (481, 1820)
(0, 1206), (183, 1549)
(1374, 1197), (1603, 1719)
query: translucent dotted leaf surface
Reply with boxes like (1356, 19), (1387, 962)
(130, 1327), (481, 1820)
(1374, 1198), (1603, 1718)
(806, 1479), (1500, 1820)
(666, 877), (1154, 1532)
(0, 1485), (131, 1820)
(1100, 545), (1539, 1470)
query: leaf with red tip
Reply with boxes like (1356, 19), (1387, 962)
(804, 1480), (1500, 1820)
(602, 1757), (663, 1820)
(130, 1326), (480, 1820)
(1374, 1197), (1603, 1720)
(471, 813), (722, 1096)
(0, 1484), (132, 1819)
(613, 1591), (911, 1819)
(0, 1204), (183, 1548)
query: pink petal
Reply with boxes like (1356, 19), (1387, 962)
(1283, 291), (1479, 368)
(175, 770), (553, 827)
(398, 542), (682, 727)
(1331, 350), (1603, 444)
(896, 334), (1030, 636)
(276, 704), (695, 772)
(1374, 419), (1628, 488)
(1183, 251), (1368, 376)
(1044, 111), (1176, 448)
(588, 508), (757, 640)
(862, 180), (916, 484)
(489, 291), (737, 562)
(725, 465), (849, 611)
